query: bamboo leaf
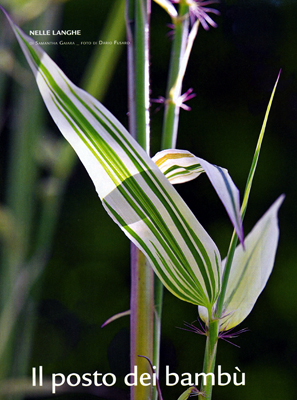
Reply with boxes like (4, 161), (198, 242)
(152, 149), (204, 183)
(199, 195), (284, 329)
(220, 195), (284, 330)
(241, 71), (281, 219)
(3, 10), (222, 308)
(153, 149), (244, 245)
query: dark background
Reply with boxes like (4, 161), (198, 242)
(1, 0), (297, 399)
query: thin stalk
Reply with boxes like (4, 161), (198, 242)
(198, 318), (219, 400)
(126, 1), (154, 400)
(152, 274), (163, 382)
(135, 0), (151, 150)
(161, 1), (189, 148)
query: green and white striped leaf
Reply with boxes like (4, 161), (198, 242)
(152, 149), (204, 184)
(4, 10), (221, 308)
(199, 195), (284, 329)
(153, 149), (244, 245)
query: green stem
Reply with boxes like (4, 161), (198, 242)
(127, 0), (151, 148)
(126, 1), (154, 399)
(199, 318), (219, 400)
(130, 247), (154, 400)
(161, 2), (189, 149)
(154, 3), (190, 389)
(152, 273), (163, 383)
(135, 0), (151, 151)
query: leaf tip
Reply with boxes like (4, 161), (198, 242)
(101, 309), (131, 328)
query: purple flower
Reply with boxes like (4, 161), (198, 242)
(151, 88), (196, 112)
(176, 87), (196, 111)
(171, 0), (220, 30)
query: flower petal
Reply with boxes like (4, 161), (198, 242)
(4, 10), (222, 308)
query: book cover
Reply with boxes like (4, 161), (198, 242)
(0, 1), (295, 399)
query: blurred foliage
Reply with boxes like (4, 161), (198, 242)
(1, 0), (297, 399)
(0, 0), (69, 23)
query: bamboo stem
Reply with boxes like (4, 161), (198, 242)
(198, 318), (219, 400)
(126, 1), (154, 399)
(161, 2), (189, 149)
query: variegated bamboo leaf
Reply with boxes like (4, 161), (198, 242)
(153, 149), (244, 245)
(199, 195), (284, 329)
(4, 10), (221, 308)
